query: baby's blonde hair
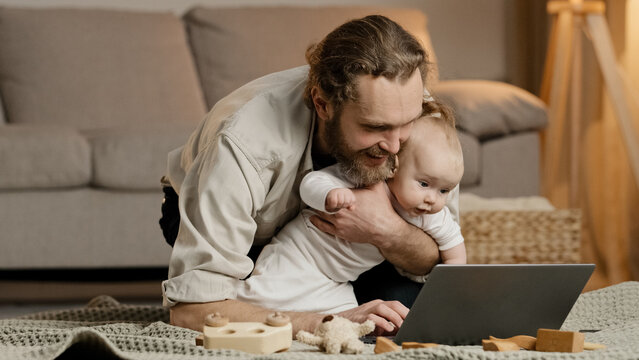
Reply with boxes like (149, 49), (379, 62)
(402, 99), (464, 171)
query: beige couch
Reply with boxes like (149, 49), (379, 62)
(0, 6), (547, 270)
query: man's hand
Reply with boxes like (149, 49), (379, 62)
(311, 182), (400, 245)
(337, 299), (408, 335)
(325, 188), (356, 212)
(309, 182), (440, 275)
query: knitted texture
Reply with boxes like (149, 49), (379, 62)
(462, 209), (582, 264)
(1, 282), (638, 359)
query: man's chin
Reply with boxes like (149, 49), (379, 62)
(339, 161), (394, 187)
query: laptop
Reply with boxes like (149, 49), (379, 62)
(392, 264), (595, 345)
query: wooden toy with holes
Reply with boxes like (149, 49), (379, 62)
(199, 312), (292, 354)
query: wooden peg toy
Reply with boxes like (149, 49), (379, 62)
(401, 342), (438, 349)
(482, 339), (520, 352)
(200, 312), (292, 354)
(584, 342), (606, 350)
(205, 312), (229, 327)
(374, 337), (400, 354)
(535, 329), (584, 353)
(489, 335), (537, 350)
(195, 334), (204, 346)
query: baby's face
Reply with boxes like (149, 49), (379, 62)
(387, 129), (463, 217)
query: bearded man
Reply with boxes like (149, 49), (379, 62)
(159, 15), (459, 335)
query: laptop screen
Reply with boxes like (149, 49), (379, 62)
(393, 264), (594, 345)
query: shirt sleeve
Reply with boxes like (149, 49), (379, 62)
(162, 134), (265, 307)
(446, 184), (460, 223)
(299, 164), (351, 213)
(420, 206), (465, 251)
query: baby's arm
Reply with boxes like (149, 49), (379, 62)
(325, 188), (356, 212)
(440, 243), (467, 264)
(300, 164), (355, 213)
(416, 206), (466, 264)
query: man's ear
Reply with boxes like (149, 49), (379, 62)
(311, 86), (331, 121)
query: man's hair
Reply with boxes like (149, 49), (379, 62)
(303, 15), (430, 111)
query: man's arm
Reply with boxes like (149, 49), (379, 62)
(171, 299), (323, 335)
(170, 298), (408, 336)
(309, 182), (441, 275)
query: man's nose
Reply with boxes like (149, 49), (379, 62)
(379, 128), (402, 154)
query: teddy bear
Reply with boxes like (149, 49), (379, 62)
(295, 315), (375, 354)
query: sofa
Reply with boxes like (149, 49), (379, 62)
(0, 5), (548, 270)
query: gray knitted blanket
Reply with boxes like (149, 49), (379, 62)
(1, 281), (638, 359)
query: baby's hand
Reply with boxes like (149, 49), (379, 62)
(325, 188), (356, 212)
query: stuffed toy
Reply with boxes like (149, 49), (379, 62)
(296, 315), (375, 354)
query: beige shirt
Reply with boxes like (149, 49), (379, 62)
(161, 65), (460, 307)
(162, 66), (315, 306)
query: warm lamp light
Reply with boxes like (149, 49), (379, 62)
(541, 0), (639, 206)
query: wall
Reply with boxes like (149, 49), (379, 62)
(0, 0), (512, 83)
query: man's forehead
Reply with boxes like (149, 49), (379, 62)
(350, 74), (424, 125)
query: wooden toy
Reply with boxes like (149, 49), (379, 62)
(374, 336), (400, 354)
(401, 342), (438, 349)
(489, 335), (537, 350)
(584, 342), (607, 350)
(482, 339), (520, 352)
(535, 329), (584, 353)
(200, 312), (292, 354)
(484, 332), (605, 353)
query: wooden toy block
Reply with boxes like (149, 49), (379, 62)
(536, 329), (584, 353)
(374, 337), (400, 354)
(195, 334), (204, 346)
(401, 342), (438, 349)
(202, 312), (292, 354)
(489, 335), (537, 350)
(482, 339), (520, 352)
(584, 342), (606, 350)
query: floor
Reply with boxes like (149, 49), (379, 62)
(0, 269), (165, 320)
(0, 301), (88, 319)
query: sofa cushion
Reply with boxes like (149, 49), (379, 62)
(0, 96), (6, 124)
(0, 125), (90, 189)
(85, 125), (195, 190)
(0, 7), (206, 130)
(431, 80), (548, 140)
(457, 130), (480, 187)
(184, 6), (439, 108)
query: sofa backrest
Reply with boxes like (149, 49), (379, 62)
(0, 7), (206, 129)
(184, 6), (438, 109)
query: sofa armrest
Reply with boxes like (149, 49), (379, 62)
(430, 80), (548, 140)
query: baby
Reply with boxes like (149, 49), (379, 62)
(315, 112), (467, 264)
(237, 105), (466, 314)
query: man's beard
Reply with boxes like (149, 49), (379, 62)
(326, 115), (397, 187)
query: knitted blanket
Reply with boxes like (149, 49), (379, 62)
(1, 281), (638, 360)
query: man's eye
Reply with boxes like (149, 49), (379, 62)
(419, 181), (429, 188)
(365, 125), (386, 132)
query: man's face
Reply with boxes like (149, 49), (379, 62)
(324, 70), (424, 186)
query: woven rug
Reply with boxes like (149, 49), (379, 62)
(461, 209), (582, 264)
(1, 281), (638, 359)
